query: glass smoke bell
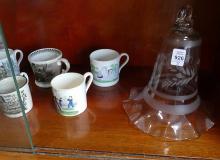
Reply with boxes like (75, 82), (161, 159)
(123, 5), (214, 140)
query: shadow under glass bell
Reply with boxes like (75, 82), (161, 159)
(123, 5), (214, 140)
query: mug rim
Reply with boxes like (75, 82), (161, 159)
(51, 72), (85, 91)
(90, 49), (119, 63)
(0, 48), (15, 60)
(28, 48), (62, 64)
(0, 75), (28, 95)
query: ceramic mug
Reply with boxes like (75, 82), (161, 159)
(51, 72), (93, 117)
(28, 48), (70, 88)
(0, 72), (33, 118)
(90, 49), (129, 87)
(0, 48), (23, 80)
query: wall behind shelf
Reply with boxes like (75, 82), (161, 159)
(0, 0), (219, 78)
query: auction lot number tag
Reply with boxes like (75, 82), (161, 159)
(171, 49), (186, 66)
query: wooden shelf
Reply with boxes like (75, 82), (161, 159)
(1, 67), (220, 159)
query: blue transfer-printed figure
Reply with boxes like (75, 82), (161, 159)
(59, 98), (62, 108)
(67, 96), (75, 108)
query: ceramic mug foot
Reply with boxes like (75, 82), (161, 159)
(93, 79), (119, 87)
(4, 104), (33, 118)
(35, 80), (51, 88)
(57, 105), (87, 117)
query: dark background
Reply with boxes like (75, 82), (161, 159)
(0, 0), (219, 79)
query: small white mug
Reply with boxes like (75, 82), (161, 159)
(28, 48), (70, 88)
(51, 72), (93, 117)
(90, 49), (129, 87)
(0, 72), (33, 118)
(0, 48), (23, 80)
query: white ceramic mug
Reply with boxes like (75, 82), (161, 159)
(90, 49), (129, 87)
(28, 48), (70, 88)
(0, 48), (23, 80)
(51, 72), (93, 117)
(0, 72), (33, 118)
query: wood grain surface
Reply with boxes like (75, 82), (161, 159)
(0, 0), (219, 159)
(0, 151), (88, 160)
(0, 67), (219, 159)
(0, 0), (219, 74)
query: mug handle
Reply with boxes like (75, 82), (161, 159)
(83, 72), (93, 93)
(119, 53), (129, 73)
(20, 72), (29, 83)
(57, 58), (70, 73)
(14, 49), (24, 66)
